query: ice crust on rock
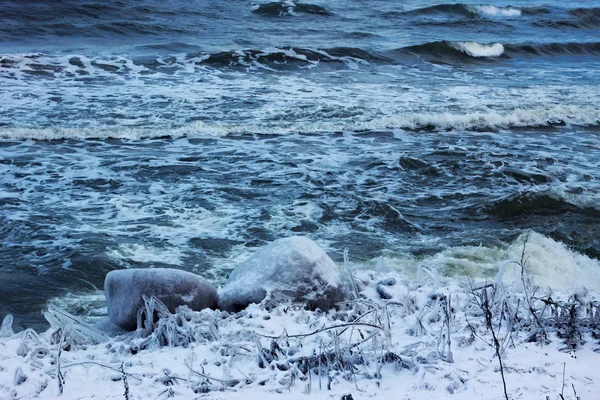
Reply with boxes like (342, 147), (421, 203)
(0, 314), (14, 338)
(218, 236), (344, 312)
(105, 268), (218, 331)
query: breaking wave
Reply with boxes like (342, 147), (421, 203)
(401, 4), (600, 30)
(1, 105), (598, 140)
(401, 40), (600, 63)
(251, 1), (332, 17)
(484, 191), (600, 220)
(2, 40), (599, 80)
(401, 3), (547, 18)
(401, 41), (504, 61)
(449, 41), (505, 57)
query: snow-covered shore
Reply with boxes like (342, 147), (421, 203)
(2, 256), (599, 400)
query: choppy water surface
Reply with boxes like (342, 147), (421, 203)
(1, 0), (599, 329)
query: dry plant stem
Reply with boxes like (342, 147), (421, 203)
(444, 295), (453, 363)
(559, 362), (566, 400)
(253, 333), (271, 370)
(120, 362), (130, 400)
(184, 358), (241, 386)
(482, 289), (509, 400)
(256, 322), (388, 340)
(61, 362), (142, 381)
(516, 232), (546, 341)
(57, 328), (66, 395)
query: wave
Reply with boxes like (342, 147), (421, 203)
(485, 191), (600, 220)
(400, 41), (504, 61)
(191, 47), (382, 68)
(504, 42), (600, 57)
(397, 40), (600, 63)
(1, 106), (598, 140)
(2, 39), (599, 80)
(0, 47), (385, 78)
(402, 4), (600, 30)
(401, 3), (547, 18)
(252, 1), (332, 17)
(568, 7), (600, 27)
(191, 41), (600, 65)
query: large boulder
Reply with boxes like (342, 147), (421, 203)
(105, 268), (218, 331)
(218, 237), (344, 312)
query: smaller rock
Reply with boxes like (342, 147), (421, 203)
(341, 395), (354, 400)
(378, 277), (397, 286)
(105, 268), (218, 331)
(376, 284), (393, 300)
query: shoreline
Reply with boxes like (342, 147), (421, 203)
(1, 266), (598, 400)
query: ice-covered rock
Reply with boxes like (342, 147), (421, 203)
(0, 314), (14, 338)
(105, 268), (218, 331)
(218, 236), (344, 312)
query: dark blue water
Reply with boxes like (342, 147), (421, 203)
(1, 0), (599, 329)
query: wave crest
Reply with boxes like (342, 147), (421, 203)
(402, 3), (533, 18)
(449, 41), (505, 57)
(1, 106), (598, 140)
(252, 1), (331, 17)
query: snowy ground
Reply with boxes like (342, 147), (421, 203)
(1, 258), (599, 400)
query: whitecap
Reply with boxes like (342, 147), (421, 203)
(449, 41), (505, 57)
(468, 5), (522, 17)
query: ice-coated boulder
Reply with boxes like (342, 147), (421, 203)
(218, 236), (344, 312)
(105, 268), (218, 331)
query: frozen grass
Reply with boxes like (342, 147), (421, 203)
(1, 246), (599, 399)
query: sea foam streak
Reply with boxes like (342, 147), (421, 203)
(1, 105), (597, 140)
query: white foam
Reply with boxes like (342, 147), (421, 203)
(1, 104), (598, 140)
(0, 124), (229, 140)
(469, 5), (522, 17)
(450, 41), (505, 57)
(106, 243), (184, 266)
(505, 232), (600, 291)
(370, 232), (600, 293)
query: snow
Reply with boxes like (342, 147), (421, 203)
(1, 264), (599, 399)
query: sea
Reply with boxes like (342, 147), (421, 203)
(1, 0), (599, 330)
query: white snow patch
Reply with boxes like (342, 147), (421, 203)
(1, 268), (599, 399)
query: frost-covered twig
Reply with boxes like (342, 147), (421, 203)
(184, 357), (243, 387)
(56, 328), (66, 395)
(256, 322), (388, 340)
(120, 362), (130, 400)
(467, 283), (509, 400)
(61, 362), (142, 381)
